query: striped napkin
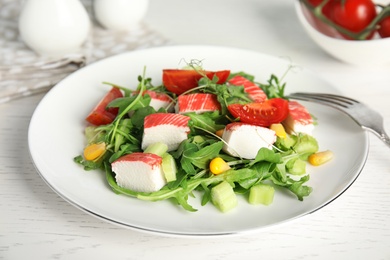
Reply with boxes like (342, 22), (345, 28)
(0, 0), (170, 103)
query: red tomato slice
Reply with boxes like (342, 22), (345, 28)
(227, 98), (289, 127)
(86, 87), (123, 126)
(162, 69), (230, 95)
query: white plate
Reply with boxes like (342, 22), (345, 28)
(28, 45), (369, 237)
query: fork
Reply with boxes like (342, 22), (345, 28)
(287, 92), (390, 148)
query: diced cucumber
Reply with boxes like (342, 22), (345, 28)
(162, 153), (177, 182)
(248, 183), (275, 205)
(275, 133), (296, 150)
(85, 126), (105, 144)
(211, 181), (237, 212)
(144, 142), (168, 157)
(85, 126), (96, 143)
(282, 134), (297, 148)
(286, 157), (307, 175)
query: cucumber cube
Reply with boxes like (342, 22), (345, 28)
(211, 181), (237, 213)
(249, 184), (275, 206)
(144, 142), (168, 157)
(161, 153), (177, 182)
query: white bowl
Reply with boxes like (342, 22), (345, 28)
(295, 1), (390, 66)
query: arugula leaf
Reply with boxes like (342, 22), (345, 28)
(185, 141), (224, 169)
(238, 161), (274, 189)
(187, 111), (226, 133)
(108, 95), (151, 115)
(130, 106), (156, 129)
(258, 74), (286, 99)
(179, 142), (199, 175)
(250, 147), (282, 166)
(286, 175), (312, 200)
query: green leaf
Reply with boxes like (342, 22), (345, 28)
(286, 175), (312, 201)
(186, 141), (224, 169)
(258, 74), (286, 99)
(109, 143), (141, 163)
(200, 183), (211, 206)
(238, 161), (274, 189)
(187, 112), (225, 133)
(130, 106), (156, 128)
(180, 142), (199, 175)
(249, 148), (282, 166)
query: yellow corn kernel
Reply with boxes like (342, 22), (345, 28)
(308, 150), (334, 166)
(270, 123), (287, 139)
(83, 142), (106, 161)
(215, 129), (224, 138)
(209, 157), (231, 175)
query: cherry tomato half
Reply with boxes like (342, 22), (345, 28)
(227, 98), (289, 127)
(86, 87), (123, 126)
(162, 69), (230, 95)
(378, 16), (390, 38)
(331, 0), (377, 39)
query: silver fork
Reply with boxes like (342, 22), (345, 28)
(287, 92), (390, 148)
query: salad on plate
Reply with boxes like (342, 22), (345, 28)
(74, 63), (333, 213)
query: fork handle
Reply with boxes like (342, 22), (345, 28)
(365, 127), (390, 148)
(380, 133), (390, 148)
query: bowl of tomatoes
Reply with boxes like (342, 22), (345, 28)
(295, 0), (390, 66)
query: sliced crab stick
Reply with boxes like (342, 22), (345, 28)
(112, 152), (166, 193)
(282, 101), (314, 135)
(142, 113), (191, 151)
(175, 93), (221, 114)
(228, 75), (267, 102)
(222, 122), (276, 159)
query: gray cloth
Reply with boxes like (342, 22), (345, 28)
(0, 0), (170, 103)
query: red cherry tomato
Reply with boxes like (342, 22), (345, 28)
(378, 16), (390, 38)
(227, 98), (289, 127)
(331, 0), (377, 39)
(162, 69), (230, 95)
(86, 87), (123, 126)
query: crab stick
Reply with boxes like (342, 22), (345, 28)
(228, 75), (267, 102)
(282, 101), (314, 135)
(141, 113), (191, 151)
(222, 122), (276, 159)
(175, 93), (221, 114)
(112, 152), (166, 192)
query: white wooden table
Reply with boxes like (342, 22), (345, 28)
(1, 0), (390, 259)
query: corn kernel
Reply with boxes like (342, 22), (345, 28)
(210, 157), (231, 175)
(308, 150), (334, 166)
(215, 129), (224, 138)
(83, 142), (106, 161)
(270, 123), (287, 139)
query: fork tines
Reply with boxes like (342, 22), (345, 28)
(288, 92), (359, 108)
